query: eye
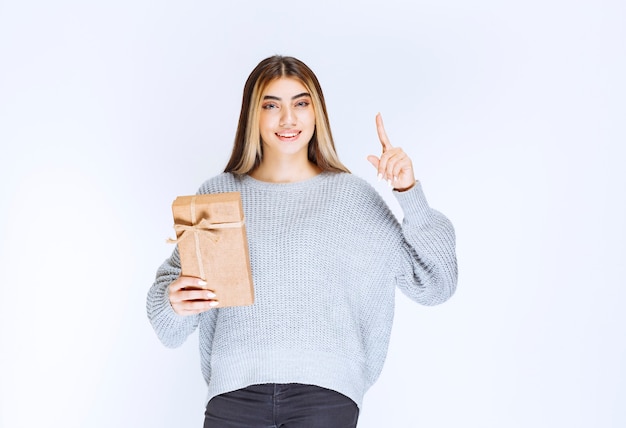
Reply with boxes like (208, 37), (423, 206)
(295, 100), (310, 108)
(262, 103), (278, 110)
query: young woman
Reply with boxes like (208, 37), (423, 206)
(147, 55), (457, 427)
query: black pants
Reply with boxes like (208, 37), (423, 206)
(204, 383), (359, 428)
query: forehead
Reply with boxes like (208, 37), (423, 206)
(262, 77), (309, 97)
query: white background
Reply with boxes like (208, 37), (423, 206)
(1, 1), (624, 427)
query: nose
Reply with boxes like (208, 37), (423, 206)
(279, 106), (296, 127)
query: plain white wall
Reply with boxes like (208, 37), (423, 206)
(1, 0), (624, 427)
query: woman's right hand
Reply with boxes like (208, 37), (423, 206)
(168, 276), (219, 315)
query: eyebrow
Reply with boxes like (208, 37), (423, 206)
(263, 92), (311, 101)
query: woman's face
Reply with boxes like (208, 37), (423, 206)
(258, 77), (316, 161)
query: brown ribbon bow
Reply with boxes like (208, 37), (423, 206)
(166, 196), (245, 280)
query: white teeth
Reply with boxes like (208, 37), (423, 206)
(277, 132), (299, 137)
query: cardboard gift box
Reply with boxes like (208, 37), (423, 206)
(168, 192), (254, 308)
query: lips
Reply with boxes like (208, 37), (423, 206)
(275, 131), (301, 141)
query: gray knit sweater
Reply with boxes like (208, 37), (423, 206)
(147, 171), (457, 409)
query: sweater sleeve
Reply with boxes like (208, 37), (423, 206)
(146, 247), (200, 347)
(393, 182), (458, 306)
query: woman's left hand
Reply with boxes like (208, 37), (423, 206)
(367, 113), (416, 192)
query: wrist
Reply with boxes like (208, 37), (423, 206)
(394, 181), (417, 192)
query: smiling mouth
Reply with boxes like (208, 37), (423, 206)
(276, 131), (301, 138)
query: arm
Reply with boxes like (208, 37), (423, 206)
(394, 183), (457, 305)
(367, 113), (457, 305)
(146, 248), (218, 348)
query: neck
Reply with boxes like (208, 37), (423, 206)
(250, 156), (322, 183)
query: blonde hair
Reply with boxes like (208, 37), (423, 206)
(224, 55), (350, 174)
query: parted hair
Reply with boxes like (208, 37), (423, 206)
(224, 55), (350, 174)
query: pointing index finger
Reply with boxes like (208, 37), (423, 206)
(376, 112), (393, 151)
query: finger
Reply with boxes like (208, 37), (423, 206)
(367, 155), (390, 183)
(187, 299), (219, 310)
(170, 276), (209, 292)
(378, 148), (414, 186)
(376, 149), (392, 183)
(384, 149), (415, 189)
(178, 289), (217, 302)
(376, 113), (393, 151)
(169, 288), (216, 306)
(173, 299), (219, 315)
(382, 149), (406, 181)
(366, 155), (380, 170)
(378, 146), (402, 174)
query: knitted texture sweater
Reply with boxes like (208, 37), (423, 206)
(147, 172), (457, 409)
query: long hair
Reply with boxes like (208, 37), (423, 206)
(224, 55), (350, 174)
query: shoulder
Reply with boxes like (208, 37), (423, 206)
(196, 173), (242, 194)
(323, 172), (376, 195)
(324, 172), (388, 206)
(322, 172), (397, 223)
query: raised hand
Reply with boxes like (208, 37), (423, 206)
(366, 113), (416, 191)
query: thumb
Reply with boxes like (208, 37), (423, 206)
(367, 155), (380, 169)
